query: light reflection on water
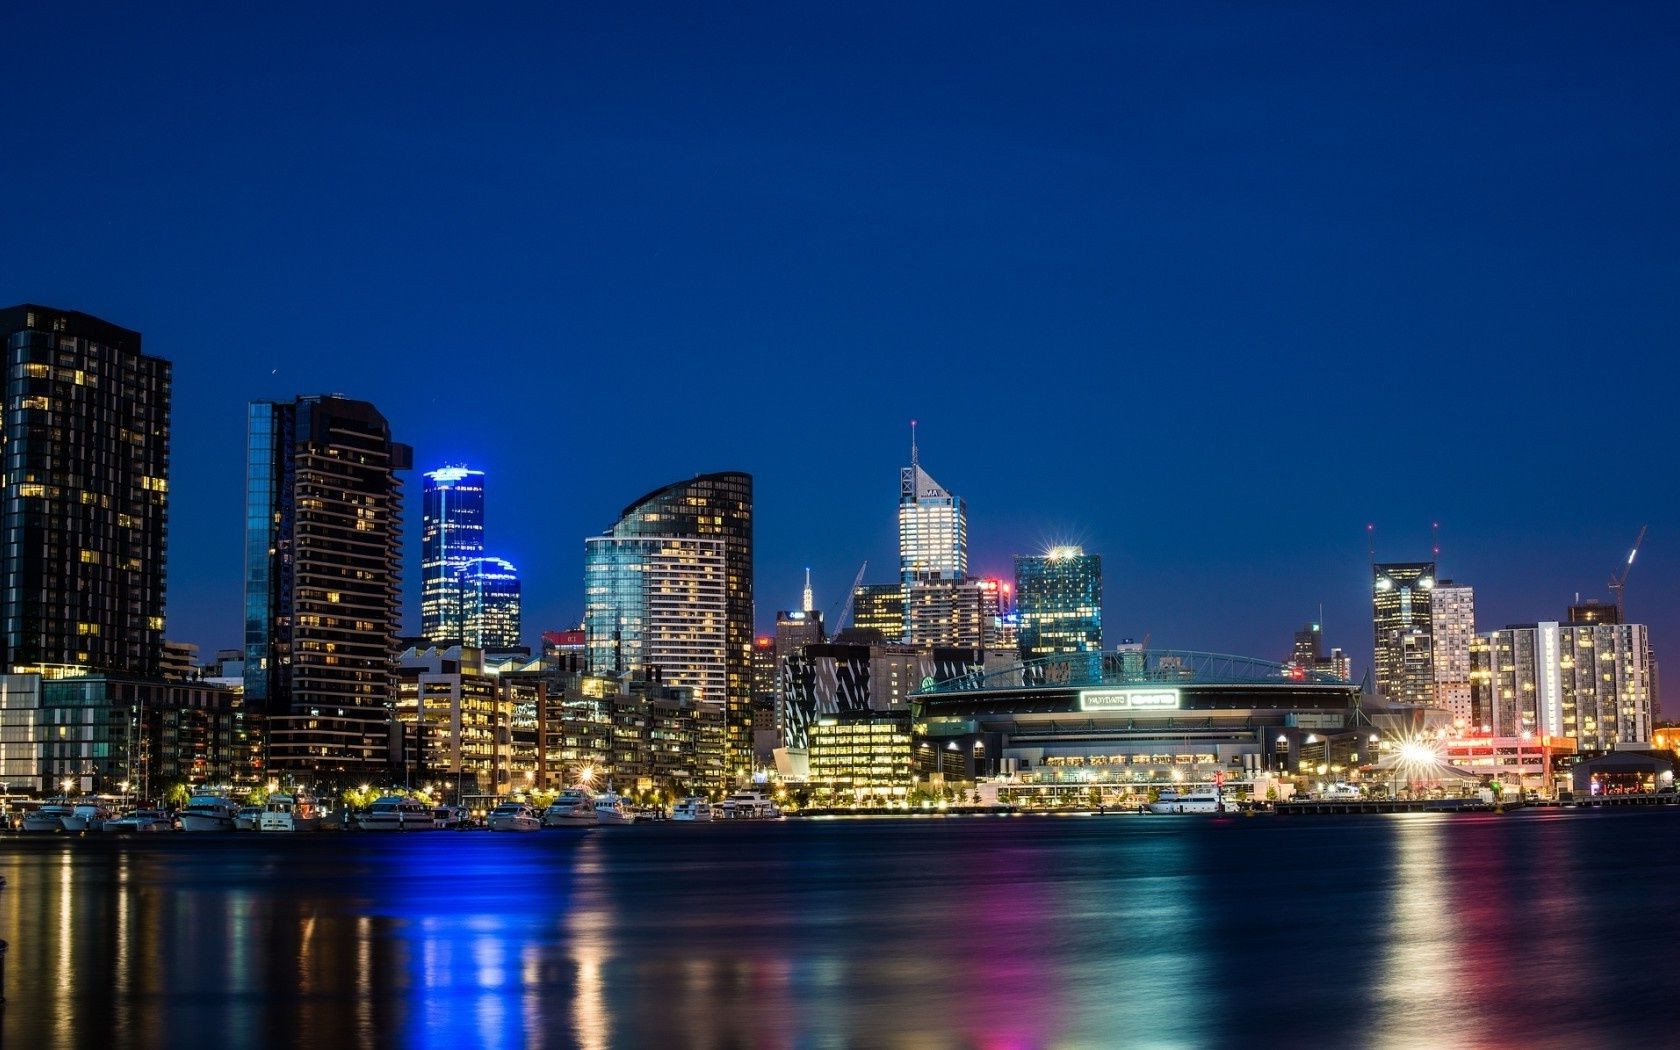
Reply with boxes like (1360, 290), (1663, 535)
(1, 811), (1677, 1048)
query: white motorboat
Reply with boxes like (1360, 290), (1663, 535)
(359, 796), (433, 831)
(22, 798), (74, 833)
(594, 792), (637, 825)
(104, 808), (171, 833)
(61, 800), (115, 832)
(487, 802), (542, 832)
(720, 790), (780, 820)
(543, 787), (597, 826)
(671, 797), (714, 822)
(234, 805), (265, 831)
(432, 804), (468, 829)
(180, 794), (240, 831)
(1148, 787), (1223, 814)
(258, 793), (323, 832)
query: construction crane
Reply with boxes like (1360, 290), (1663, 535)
(826, 561), (868, 635)
(1609, 525), (1648, 620)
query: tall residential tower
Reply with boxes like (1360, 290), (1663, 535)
(1014, 547), (1102, 659)
(244, 395), (412, 776)
(0, 305), (171, 675)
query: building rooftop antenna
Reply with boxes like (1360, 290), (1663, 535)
(1432, 521), (1441, 566)
(1366, 523), (1375, 567)
(909, 419), (919, 473)
(802, 567), (814, 614)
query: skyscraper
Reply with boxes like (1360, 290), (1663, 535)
(852, 583), (906, 640)
(899, 426), (966, 591)
(1430, 581), (1475, 725)
(457, 556), (521, 651)
(1372, 561), (1436, 704)
(420, 466), (485, 643)
(905, 577), (1005, 649)
(245, 396), (412, 776)
(1014, 547), (1102, 659)
(583, 472), (752, 780)
(0, 305), (170, 675)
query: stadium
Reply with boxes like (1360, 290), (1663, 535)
(910, 648), (1371, 803)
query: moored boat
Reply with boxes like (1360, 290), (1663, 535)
(180, 794), (240, 831)
(61, 800), (115, 832)
(720, 790), (781, 820)
(543, 787), (597, 826)
(671, 797), (714, 822)
(22, 798), (74, 833)
(1147, 787), (1223, 814)
(359, 796), (433, 831)
(234, 805), (264, 831)
(594, 792), (636, 825)
(258, 792), (323, 832)
(104, 808), (172, 833)
(487, 802), (541, 832)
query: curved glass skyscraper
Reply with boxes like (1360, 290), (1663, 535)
(585, 472), (753, 782)
(420, 466), (485, 643)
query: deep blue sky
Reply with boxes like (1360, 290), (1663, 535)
(5, 3), (1676, 695)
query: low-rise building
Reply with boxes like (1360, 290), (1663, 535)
(810, 712), (913, 798)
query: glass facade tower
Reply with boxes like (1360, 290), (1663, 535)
(420, 466), (485, 643)
(457, 556), (521, 651)
(583, 472), (752, 781)
(0, 305), (170, 676)
(1014, 547), (1102, 659)
(1372, 561), (1436, 704)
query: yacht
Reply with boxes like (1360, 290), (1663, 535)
(593, 792), (637, 825)
(671, 797), (714, 822)
(180, 794), (241, 831)
(61, 799), (115, 832)
(543, 787), (597, 826)
(22, 798), (74, 833)
(258, 792), (323, 832)
(720, 789), (781, 820)
(432, 804), (469, 829)
(105, 809), (172, 833)
(234, 805), (265, 831)
(1148, 787), (1223, 815)
(487, 802), (542, 832)
(359, 796), (433, 831)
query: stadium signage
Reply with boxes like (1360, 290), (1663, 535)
(1079, 688), (1180, 712)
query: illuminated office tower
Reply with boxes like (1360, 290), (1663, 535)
(1372, 561), (1435, 704)
(0, 305), (170, 675)
(852, 583), (905, 640)
(1430, 581), (1475, 725)
(898, 426), (966, 591)
(245, 395), (411, 775)
(457, 556), (521, 652)
(583, 472), (752, 780)
(420, 466), (485, 643)
(1014, 547), (1102, 659)
(1482, 622), (1652, 748)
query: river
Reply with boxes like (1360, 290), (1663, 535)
(0, 809), (1673, 1048)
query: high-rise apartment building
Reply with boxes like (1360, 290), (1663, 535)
(1481, 621), (1652, 749)
(905, 577), (1005, 649)
(1014, 547), (1102, 659)
(899, 429), (966, 591)
(420, 466), (485, 643)
(583, 472), (752, 781)
(457, 556), (521, 652)
(0, 305), (170, 676)
(1372, 561), (1436, 704)
(244, 396), (412, 776)
(1431, 581), (1475, 725)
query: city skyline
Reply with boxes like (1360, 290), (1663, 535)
(7, 4), (1677, 690)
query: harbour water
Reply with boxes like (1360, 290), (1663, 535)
(1, 809), (1675, 1048)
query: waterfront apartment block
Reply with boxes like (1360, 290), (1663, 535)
(583, 472), (753, 783)
(1431, 581), (1476, 726)
(1475, 621), (1652, 749)
(0, 305), (171, 677)
(244, 395), (412, 779)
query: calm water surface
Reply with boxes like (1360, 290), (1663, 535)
(0, 809), (1674, 1048)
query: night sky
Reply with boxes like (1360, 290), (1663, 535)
(6, 4), (1677, 698)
